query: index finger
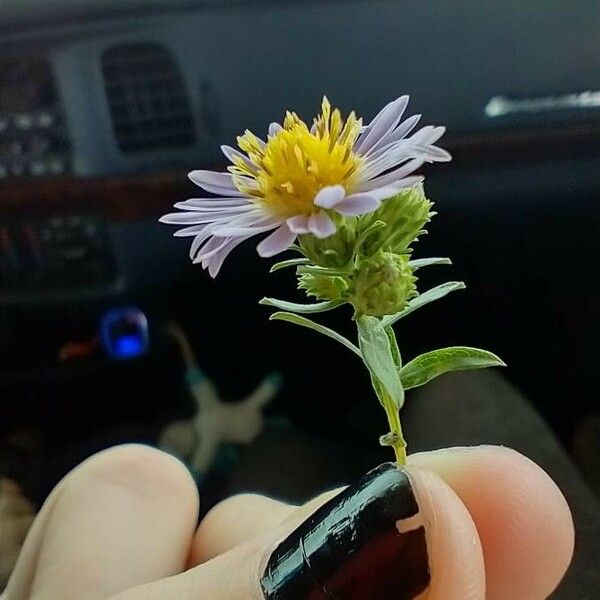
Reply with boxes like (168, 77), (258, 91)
(409, 446), (575, 599)
(189, 445), (574, 599)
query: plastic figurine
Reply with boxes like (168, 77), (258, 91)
(160, 322), (278, 475)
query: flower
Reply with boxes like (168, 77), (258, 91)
(160, 96), (451, 277)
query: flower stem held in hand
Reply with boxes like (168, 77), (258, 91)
(379, 385), (408, 465)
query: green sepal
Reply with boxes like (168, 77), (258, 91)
(382, 281), (466, 327)
(357, 316), (405, 409)
(354, 220), (386, 255)
(270, 258), (311, 272)
(400, 346), (506, 390)
(298, 265), (349, 276)
(299, 221), (357, 268)
(408, 257), (452, 269)
(260, 297), (343, 314)
(269, 312), (361, 356)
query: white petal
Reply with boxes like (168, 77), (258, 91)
(220, 145), (257, 170)
(359, 158), (424, 191)
(173, 225), (207, 237)
(189, 223), (219, 260)
(287, 215), (310, 234)
(409, 144), (452, 163)
(422, 145), (452, 162)
(410, 125), (446, 146)
(308, 212), (337, 239)
(359, 141), (448, 183)
(366, 114), (422, 153)
(358, 140), (425, 181)
(173, 201), (251, 213)
(212, 211), (278, 234)
(268, 122), (283, 136)
(360, 177), (424, 201)
(355, 96), (409, 154)
(175, 198), (250, 209)
(194, 235), (232, 263)
(215, 221), (280, 237)
(256, 223), (297, 257)
(313, 185), (346, 209)
(358, 123), (450, 179)
(386, 115), (421, 144)
(334, 194), (381, 216)
(358, 96), (408, 139)
(206, 237), (247, 278)
(159, 212), (213, 225)
(188, 170), (244, 196)
(159, 209), (251, 226)
(254, 136), (267, 150)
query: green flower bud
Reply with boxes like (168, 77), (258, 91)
(358, 185), (434, 257)
(349, 252), (417, 317)
(297, 270), (349, 301)
(299, 219), (356, 268)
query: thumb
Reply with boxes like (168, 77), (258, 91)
(110, 462), (484, 600)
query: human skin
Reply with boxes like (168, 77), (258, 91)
(2, 444), (574, 600)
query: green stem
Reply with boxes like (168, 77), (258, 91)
(377, 383), (407, 465)
(356, 316), (408, 465)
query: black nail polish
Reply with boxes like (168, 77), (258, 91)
(260, 463), (429, 600)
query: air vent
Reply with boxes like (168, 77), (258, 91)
(102, 43), (195, 153)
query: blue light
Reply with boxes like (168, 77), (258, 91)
(100, 307), (150, 360)
(114, 334), (144, 358)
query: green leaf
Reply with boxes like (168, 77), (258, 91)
(369, 374), (387, 408)
(269, 312), (361, 356)
(408, 257), (452, 269)
(357, 316), (405, 408)
(400, 346), (506, 390)
(382, 281), (466, 327)
(270, 258), (311, 272)
(385, 325), (402, 369)
(260, 297), (343, 314)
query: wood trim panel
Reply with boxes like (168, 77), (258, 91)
(2, 121), (599, 221)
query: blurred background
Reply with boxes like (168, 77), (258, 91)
(1, 0), (599, 593)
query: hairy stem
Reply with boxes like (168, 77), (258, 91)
(376, 381), (407, 465)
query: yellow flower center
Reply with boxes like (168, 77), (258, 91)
(229, 97), (363, 218)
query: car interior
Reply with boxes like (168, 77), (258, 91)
(1, 1), (599, 595)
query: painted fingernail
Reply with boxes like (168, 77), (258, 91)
(260, 462), (429, 600)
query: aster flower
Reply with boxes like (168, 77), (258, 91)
(160, 96), (450, 277)
(161, 93), (505, 466)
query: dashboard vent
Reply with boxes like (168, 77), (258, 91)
(101, 43), (195, 153)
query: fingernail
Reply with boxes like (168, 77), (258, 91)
(260, 463), (429, 600)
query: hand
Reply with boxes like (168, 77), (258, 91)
(3, 444), (574, 600)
